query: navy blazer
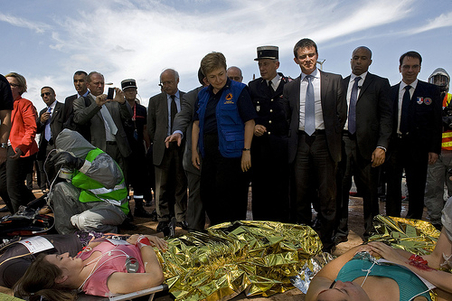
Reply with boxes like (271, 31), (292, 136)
(389, 80), (442, 154)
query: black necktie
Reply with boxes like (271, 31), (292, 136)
(400, 85), (411, 134)
(348, 76), (361, 134)
(170, 95), (177, 132)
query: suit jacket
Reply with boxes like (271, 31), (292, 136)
(343, 73), (393, 160)
(148, 91), (186, 166)
(36, 101), (64, 157)
(248, 73), (289, 137)
(172, 87), (202, 175)
(284, 70), (346, 163)
(63, 94), (77, 124)
(73, 94), (132, 157)
(389, 80), (442, 154)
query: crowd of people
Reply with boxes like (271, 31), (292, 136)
(0, 37), (451, 253)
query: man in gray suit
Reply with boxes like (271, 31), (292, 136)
(73, 71), (132, 174)
(148, 69), (187, 235)
(165, 69), (208, 231)
(284, 38), (346, 251)
(335, 46), (392, 244)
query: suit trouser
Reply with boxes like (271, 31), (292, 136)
(185, 169), (204, 231)
(386, 137), (429, 219)
(154, 144), (187, 223)
(294, 131), (337, 249)
(251, 134), (290, 222)
(424, 150), (452, 225)
(201, 134), (249, 226)
(4, 147), (36, 213)
(336, 134), (379, 239)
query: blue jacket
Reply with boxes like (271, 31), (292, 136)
(197, 80), (246, 158)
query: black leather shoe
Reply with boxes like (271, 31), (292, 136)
(333, 235), (348, 245)
(134, 207), (154, 218)
(0, 206), (9, 213)
(168, 217), (176, 238)
(176, 220), (189, 230)
(156, 221), (169, 233)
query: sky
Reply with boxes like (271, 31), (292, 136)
(1, 0), (452, 112)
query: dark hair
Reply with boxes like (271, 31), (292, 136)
(399, 51), (422, 66)
(41, 86), (55, 94)
(14, 253), (76, 301)
(197, 68), (205, 86)
(293, 38), (318, 58)
(73, 70), (87, 77)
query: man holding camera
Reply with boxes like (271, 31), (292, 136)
(73, 71), (132, 174)
(424, 68), (452, 229)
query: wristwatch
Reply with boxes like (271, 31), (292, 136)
(0, 143), (7, 149)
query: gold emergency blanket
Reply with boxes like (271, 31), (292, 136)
(369, 215), (440, 255)
(155, 220), (323, 301)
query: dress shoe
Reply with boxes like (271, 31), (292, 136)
(333, 235), (348, 245)
(156, 221), (169, 233)
(134, 207), (154, 219)
(176, 220), (189, 230)
(0, 206), (9, 213)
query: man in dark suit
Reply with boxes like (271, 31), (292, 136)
(148, 69), (187, 235)
(249, 45), (290, 222)
(284, 38), (346, 251)
(334, 46), (392, 244)
(36, 86), (64, 190)
(73, 71), (132, 174)
(165, 69), (207, 232)
(385, 51), (442, 219)
(62, 71), (91, 139)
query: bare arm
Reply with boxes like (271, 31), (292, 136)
(306, 245), (371, 301)
(241, 119), (254, 172)
(369, 241), (452, 294)
(107, 245), (164, 294)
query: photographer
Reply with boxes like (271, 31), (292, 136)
(425, 68), (452, 229)
(48, 129), (129, 234)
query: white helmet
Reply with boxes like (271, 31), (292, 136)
(429, 68), (450, 92)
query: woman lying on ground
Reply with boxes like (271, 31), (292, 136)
(306, 227), (452, 301)
(12, 234), (167, 300)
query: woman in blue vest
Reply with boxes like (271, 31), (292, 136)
(191, 52), (256, 226)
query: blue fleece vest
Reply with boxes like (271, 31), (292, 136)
(197, 81), (246, 158)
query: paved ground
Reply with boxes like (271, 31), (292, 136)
(0, 185), (425, 301)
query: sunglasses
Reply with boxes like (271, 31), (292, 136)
(41, 92), (51, 97)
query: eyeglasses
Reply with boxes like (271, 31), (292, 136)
(158, 81), (174, 87)
(41, 92), (51, 97)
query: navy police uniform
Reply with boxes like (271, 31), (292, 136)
(249, 73), (290, 222)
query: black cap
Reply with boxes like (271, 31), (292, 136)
(121, 79), (137, 90)
(255, 46), (279, 61)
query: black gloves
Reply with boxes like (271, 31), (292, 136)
(51, 151), (85, 170)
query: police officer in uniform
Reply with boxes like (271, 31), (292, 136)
(249, 46), (291, 222)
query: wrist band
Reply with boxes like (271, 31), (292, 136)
(137, 235), (151, 249)
(242, 148), (251, 151)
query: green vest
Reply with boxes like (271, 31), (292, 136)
(71, 148), (129, 215)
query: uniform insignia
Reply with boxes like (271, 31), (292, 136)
(424, 97), (432, 105)
(417, 97), (424, 105)
(225, 93), (233, 100)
